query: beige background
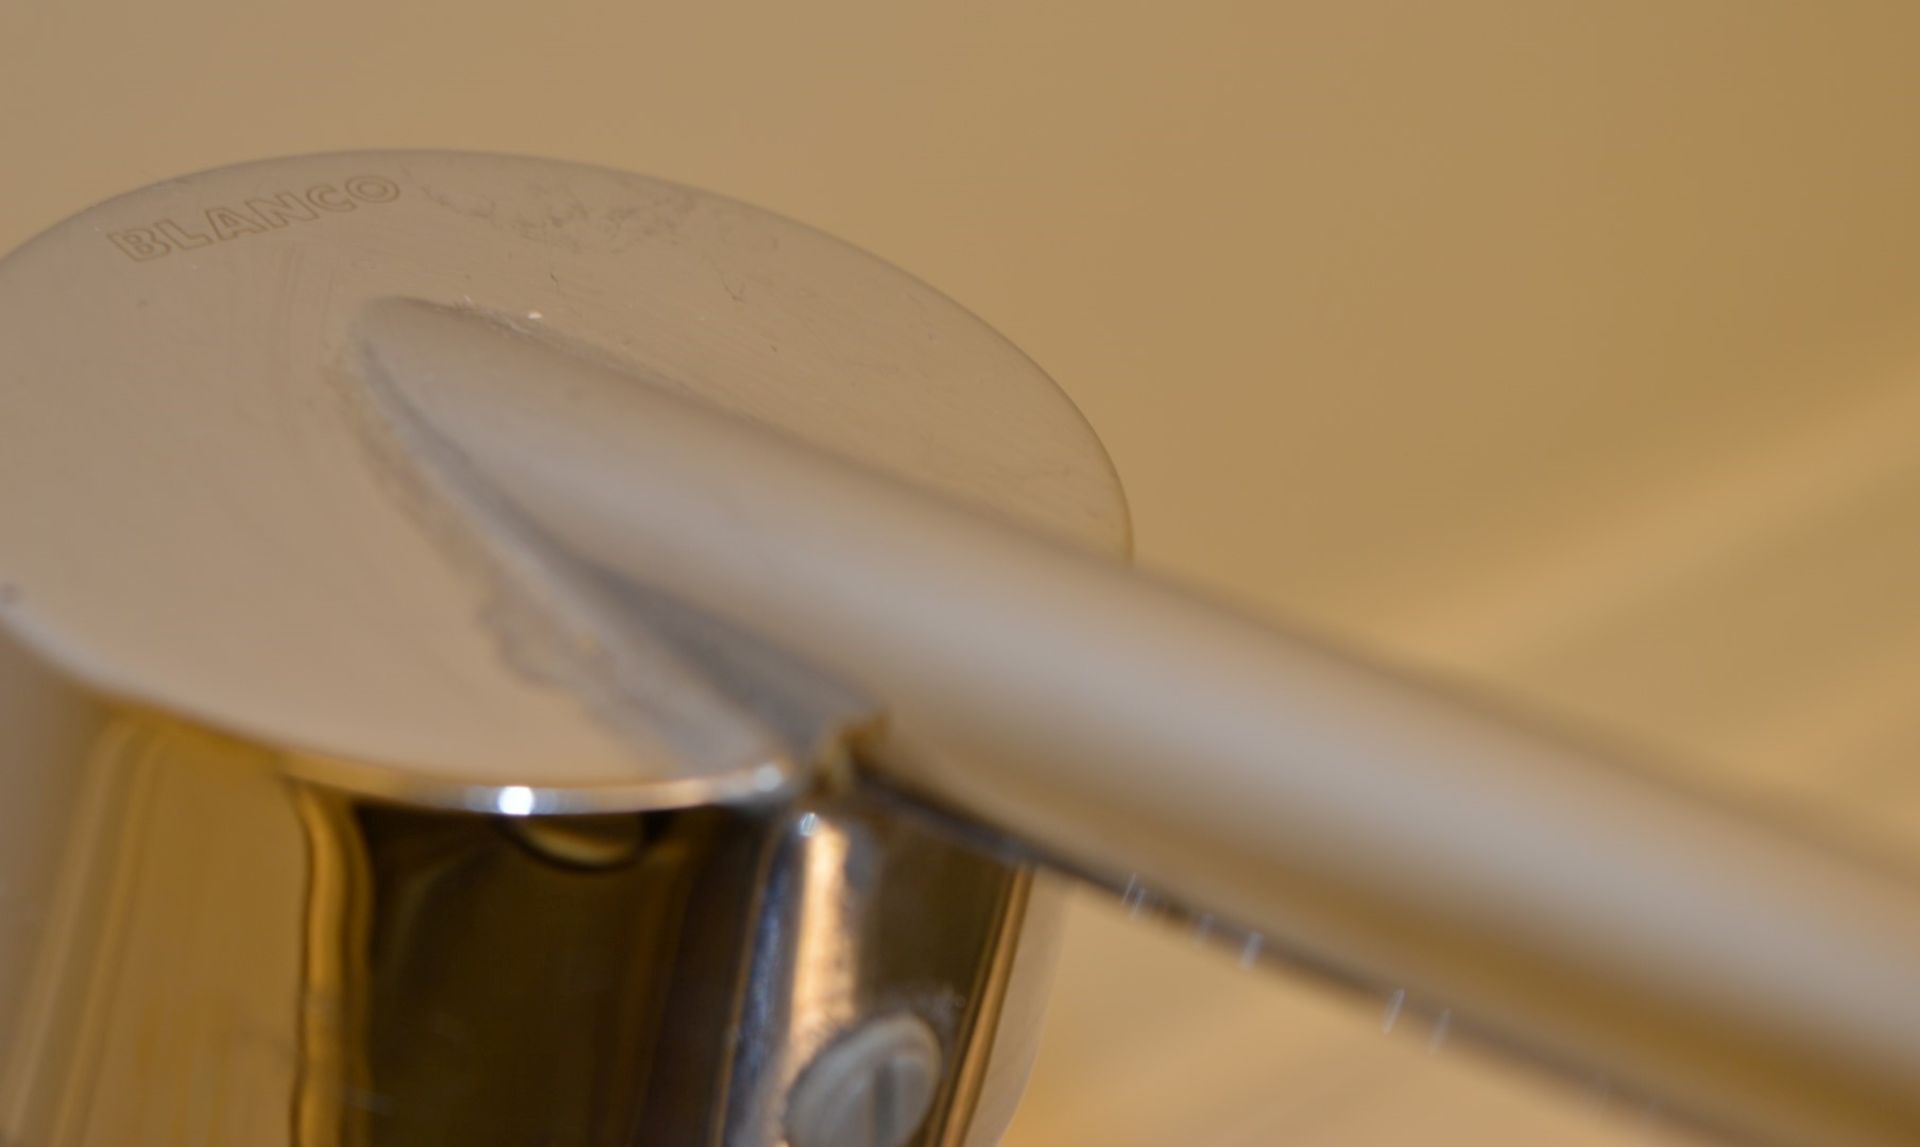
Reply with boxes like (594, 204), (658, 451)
(10, 3), (1920, 1142)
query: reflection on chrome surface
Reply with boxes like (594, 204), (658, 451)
(0, 712), (1039, 1146)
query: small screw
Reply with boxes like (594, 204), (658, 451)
(785, 1013), (943, 1147)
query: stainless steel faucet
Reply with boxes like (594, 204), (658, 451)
(4, 151), (1919, 1147)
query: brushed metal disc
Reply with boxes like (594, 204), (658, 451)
(0, 151), (1127, 792)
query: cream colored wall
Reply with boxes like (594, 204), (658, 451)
(10, 3), (1920, 1142)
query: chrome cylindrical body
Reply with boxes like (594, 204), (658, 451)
(0, 673), (1050, 1146)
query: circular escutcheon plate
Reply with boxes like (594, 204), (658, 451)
(0, 151), (1127, 796)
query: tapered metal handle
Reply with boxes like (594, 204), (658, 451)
(359, 298), (1920, 1147)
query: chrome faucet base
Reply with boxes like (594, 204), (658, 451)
(0, 151), (1121, 1145)
(1, 708), (1046, 1147)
